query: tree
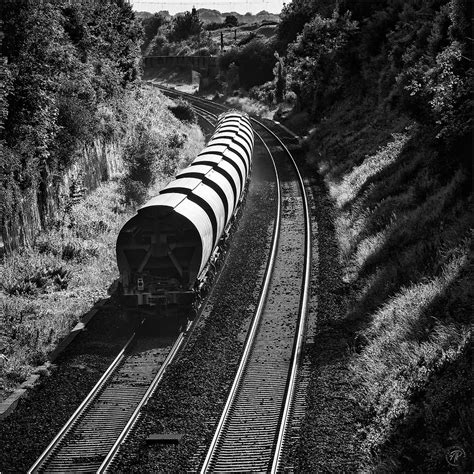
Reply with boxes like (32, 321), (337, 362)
(0, 0), (143, 249)
(286, 11), (358, 116)
(141, 13), (166, 52)
(276, 0), (338, 52)
(170, 7), (202, 41)
(225, 15), (238, 27)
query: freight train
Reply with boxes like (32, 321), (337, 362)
(116, 110), (254, 324)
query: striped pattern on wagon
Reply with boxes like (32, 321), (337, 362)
(139, 111), (254, 278)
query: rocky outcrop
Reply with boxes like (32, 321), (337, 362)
(1, 137), (124, 253)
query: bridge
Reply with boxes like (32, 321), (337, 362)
(143, 56), (219, 89)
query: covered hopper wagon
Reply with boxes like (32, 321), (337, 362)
(116, 110), (254, 323)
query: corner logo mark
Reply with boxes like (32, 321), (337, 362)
(446, 446), (465, 467)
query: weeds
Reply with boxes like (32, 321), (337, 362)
(0, 181), (130, 397)
(306, 97), (472, 470)
(121, 88), (204, 205)
(0, 86), (206, 399)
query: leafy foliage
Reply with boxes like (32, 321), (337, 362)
(169, 7), (203, 42)
(218, 37), (276, 90)
(168, 99), (197, 124)
(276, 0), (338, 52)
(225, 15), (239, 27)
(0, 0), (142, 250)
(120, 89), (203, 205)
(141, 13), (167, 52)
(286, 12), (357, 114)
(276, 0), (472, 159)
(272, 0), (472, 470)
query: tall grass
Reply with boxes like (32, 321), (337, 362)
(0, 87), (205, 398)
(120, 87), (204, 205)
(306, 97), (472, 470)
(0, 181), (130, 395)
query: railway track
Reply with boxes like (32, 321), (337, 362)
(28, 322), (185, 473)
(159, 86), (311, 473)
(29, 88), (310, 473)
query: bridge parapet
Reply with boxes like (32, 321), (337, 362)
(143, 55), (217, 73)
(143, 55), (219, 90)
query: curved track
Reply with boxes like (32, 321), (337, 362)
(29, 88), (311, 473)
(160, 86), (311, 473)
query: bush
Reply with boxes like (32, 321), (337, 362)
(237, 31), (257, 47)
(195, 47), (211, 56)
(1, 0), (142, 251)
(169, 7), (202, 42)
(218, 38), (276, 90)
(286, 12), (358, 117)
(119, 87), (204, 205)
(249, 82), (275, 104)
(205, 22), (224, 31)
(225, 15), (238, 27)
(141, 13), (167, 52)
(169, 99), (197, 123)
(238, 38), (276, 89)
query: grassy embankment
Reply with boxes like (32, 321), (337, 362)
(0, 87), (204, 399)
(298, 95), (471, 470)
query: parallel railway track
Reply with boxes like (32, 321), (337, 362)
(159, 87), (311, 473)
(29, 88), (310, 473)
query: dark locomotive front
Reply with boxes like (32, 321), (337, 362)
(115, 110), (254, 322)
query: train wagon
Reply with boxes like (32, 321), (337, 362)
(116, 110), (254, 321)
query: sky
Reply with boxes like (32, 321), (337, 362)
(131, 0), (286, 15)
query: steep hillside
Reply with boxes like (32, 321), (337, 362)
(0, 1), (204, 402)
(268, 0), (472, 471)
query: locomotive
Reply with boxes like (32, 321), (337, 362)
(116, 110), (254, 323)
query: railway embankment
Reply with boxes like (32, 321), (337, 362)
(282, 97), (471, 471)
(0, 300), (138, 472)
(0, 87), (204, 408)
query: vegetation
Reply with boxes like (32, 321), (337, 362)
(0, 0), (205, 398)
(141, 13), (167, 52)
(0, 0), (142, 251)
(0, 87), (204, 397)
(169, 7), (203, 42)
(265, 0), (472, 470)
(224, 15), (239, 27)
(0, 182), (129, 397)
(144, 9), (219, 57)
(218, 37), (276, 90)
(121, 90), (202, 205)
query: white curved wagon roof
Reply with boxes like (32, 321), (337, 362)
(139, 111), (254, 277)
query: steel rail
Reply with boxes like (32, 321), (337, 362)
(28, 329), (139, 473)
(157, 88), (311, 473)
(98, 329), (187, 473)
(194, 109), (217, 127)
(28, 94), (298, 474)
(254, 119), (311, 473)
(199, 127), (282, 473)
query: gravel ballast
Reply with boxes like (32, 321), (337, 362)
(113, 140), (277, 472)
(0, 300), (135, 473)
(290, 155), (366, 471)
